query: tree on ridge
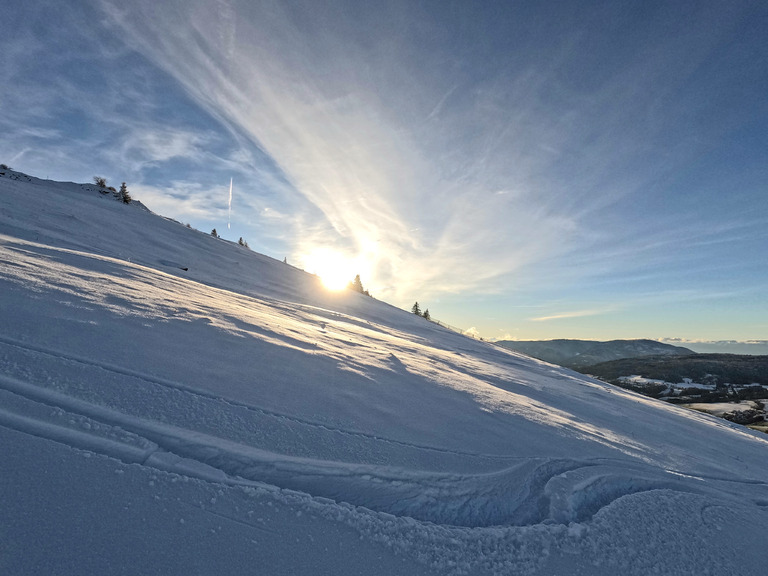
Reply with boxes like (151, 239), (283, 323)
(119, 182), (131, 204)
(350, 274), (365, 293)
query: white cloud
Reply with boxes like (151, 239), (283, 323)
(490, 332), (515, 342)
(134, 181), (227, 221)
(463, 327), (481, 339)
(121, 128), (209, 166)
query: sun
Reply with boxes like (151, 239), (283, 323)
(305, 248), (355, 291)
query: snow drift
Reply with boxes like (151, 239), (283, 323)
(1, 169), (767, 575)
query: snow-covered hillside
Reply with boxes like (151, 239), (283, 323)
(1, 170), (767, 575)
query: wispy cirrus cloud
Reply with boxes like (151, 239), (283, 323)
(4, 0), (766, 341)
(93, 0), (670, 302)
(90, 0), (766, 309)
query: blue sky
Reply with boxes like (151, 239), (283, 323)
(2, 0), (767, 352)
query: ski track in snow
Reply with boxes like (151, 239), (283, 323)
(0, 346), (699, 529)
(1, 348), (764, 535)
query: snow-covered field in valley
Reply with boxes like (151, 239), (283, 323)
(1, 170), (767, 575)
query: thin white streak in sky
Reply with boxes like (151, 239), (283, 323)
(531, 309), (606, 322)
(228, 177), (233, 229)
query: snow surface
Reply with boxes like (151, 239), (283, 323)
(1, 170), (767, 575)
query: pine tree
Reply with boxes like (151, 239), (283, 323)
(350, 274), (365, 293)
(411, 302), (421, 316)
(119, 182), (131, 204)
(423, 308), (430, 321)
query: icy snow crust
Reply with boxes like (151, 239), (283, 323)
(1, 171), (767, 574)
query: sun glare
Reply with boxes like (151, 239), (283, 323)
(305, 248), (355, 291)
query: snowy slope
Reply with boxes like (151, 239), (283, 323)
(1, 170), (767, 575)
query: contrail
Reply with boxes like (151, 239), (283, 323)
(227, 177), (233, 229)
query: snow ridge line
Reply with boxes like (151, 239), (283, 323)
(0, 333), (516, 462)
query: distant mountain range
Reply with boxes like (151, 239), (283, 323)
(495, 339), (695, 368)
